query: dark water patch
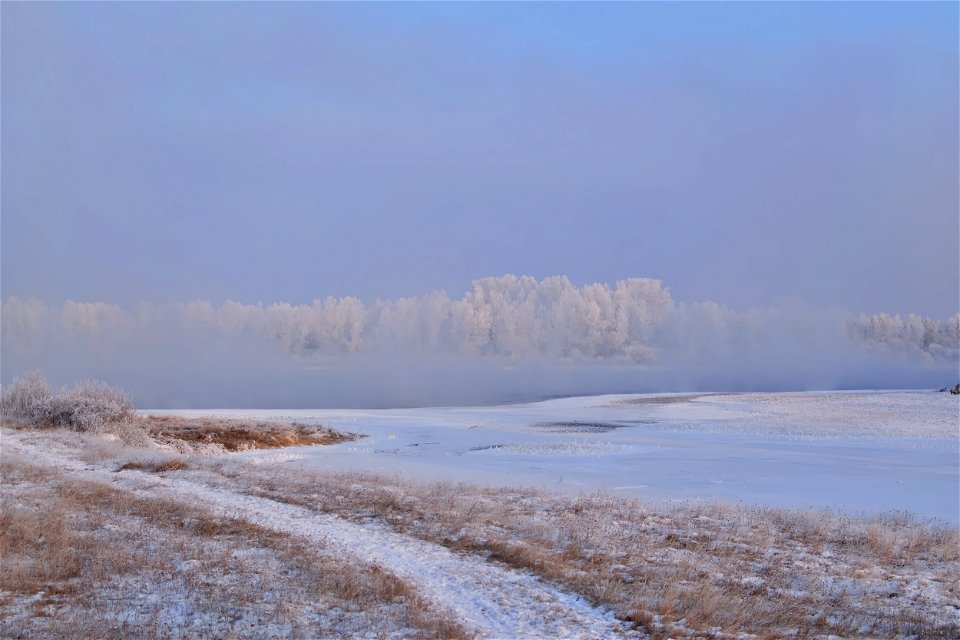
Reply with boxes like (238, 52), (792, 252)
(468, 443), (509, 452)
(530, 421), (633, 433)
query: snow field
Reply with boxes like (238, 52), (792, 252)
(206, 390), (960, 523)
(5, 390), (958, 639)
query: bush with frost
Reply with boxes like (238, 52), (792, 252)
(0, 370), (52, 421)
(2, 372), (135, 432)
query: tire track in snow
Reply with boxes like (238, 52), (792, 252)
(5, 433), (644, 639)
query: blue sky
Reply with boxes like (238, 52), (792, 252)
(3, 1), (958, 316)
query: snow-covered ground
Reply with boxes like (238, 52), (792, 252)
(2, 429), (641, 639)
(152, 391), (960, 523)
(2, 432), (637, 639)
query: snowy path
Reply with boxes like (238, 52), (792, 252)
(4, 432), (642, 640)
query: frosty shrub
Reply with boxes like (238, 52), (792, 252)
(1, 372), (134, 432)
(0, 370), (51, 421)
(40, 380), (135, 432)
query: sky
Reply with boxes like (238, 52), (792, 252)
(2, 1), (957, 317)
(1, 3), (958, 406)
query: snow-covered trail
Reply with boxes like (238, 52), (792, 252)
(3, 431), (642, 640)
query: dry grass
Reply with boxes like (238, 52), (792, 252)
(4, 411), (358, 455)
(211, 464), (960, 640)
(143, 415), (358, 452)
(1, 372), (359, 454)
(0, 455), (466, 639)
(115, 458), (190, 474)
(4, 419), (956, 639)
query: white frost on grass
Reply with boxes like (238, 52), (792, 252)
(3, 430), (641, 640)
(245, 452), (306, 465)
(149, 482), (637, 639)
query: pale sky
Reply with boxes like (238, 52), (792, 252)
(3, 1), (958, 317)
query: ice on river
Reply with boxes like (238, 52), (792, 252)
(152, 390), (960, 524)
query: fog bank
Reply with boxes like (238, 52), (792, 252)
(2, 275), (957, 408)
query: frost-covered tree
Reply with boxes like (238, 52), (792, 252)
(2, 275), (957, 366)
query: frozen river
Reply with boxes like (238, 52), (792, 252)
(155, 391), (960, 524)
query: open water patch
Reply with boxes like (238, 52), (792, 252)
(529, 420), (656, 433)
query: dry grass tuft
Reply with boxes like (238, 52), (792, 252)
(1, 500), (86, 594)
(144, 415), (359, 452)
(115, 458), (189, 474)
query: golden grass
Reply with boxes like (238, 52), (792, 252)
(115, 458), (189, 473)
(144, 415), (359, 451)
(4, 405), (359, 454)
(217, 466), (960, 640)
(0, 417), (40, 431)
(0, 455), (466, 639)
(1, 370), (361, 455)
